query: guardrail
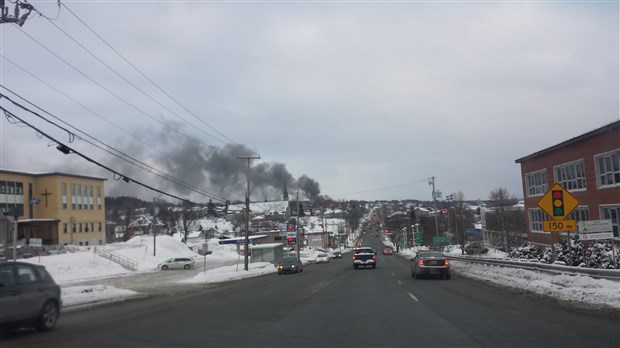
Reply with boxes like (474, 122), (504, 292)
(448, 255), (620, 281)
(96, 248), (139, 271)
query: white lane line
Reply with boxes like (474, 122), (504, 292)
(408, 292), (419, 302)
(397, 280), (402, 285)
(391, 272), (396, 277)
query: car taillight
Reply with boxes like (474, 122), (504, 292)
(444, 260), (449, 265)
(418, 260), (424, 266)
(352, 256), (356, 260)
(372, 255), (376, 260)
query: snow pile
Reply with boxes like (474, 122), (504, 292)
(183, 262), (277, 284)
(63, 285), (140, 308)
(450, 261), (620, 310)
(110, 235), (199, 270)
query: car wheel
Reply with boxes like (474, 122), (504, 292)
(372, 264), (376, 269)
(278, 271), (282, 275)
(184, 264), (190, 270)
(36, 300), (59, 332)
(445, 274), (451, 280)
(161, 265), (169, 270)
(354, 265), (358, 270)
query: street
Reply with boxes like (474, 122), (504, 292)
(2, 234), (618, 347)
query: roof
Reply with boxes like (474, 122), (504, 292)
(0, 169), (107, 181)
(515, 120), (620, 163)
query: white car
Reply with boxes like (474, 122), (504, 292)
(316, 253), (330, 264)
(157, 257), (195, 270)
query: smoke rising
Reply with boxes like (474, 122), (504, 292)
(105, 132), (321, 203)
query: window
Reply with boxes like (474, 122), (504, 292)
(91, 223), (94, 233)
(554, 160), (586, 191)
(63, 223), (67, 234)
(61, 183), (67, 209)
(528, 209), (548, 232)
(567, 207), (589, 222)
(525, 170), (547, 197)
(596, 150), (620, 188)
(98, 222), (102, 232)
(600, 205), (620, 238)
(89, 186), (94, 210)
(16, 264), (38, 284)
(71, 184), (76, 209)
(77, 185), (82, 210)
(97, 187), (102, 210)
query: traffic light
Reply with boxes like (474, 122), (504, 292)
(552, 190), (564, 217)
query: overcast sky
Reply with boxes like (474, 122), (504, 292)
(1, 1), (618, 204)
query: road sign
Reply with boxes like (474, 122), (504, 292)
(536, 183), (579, 220)
(579, 232), (613, 241)
(29, 238), (42, 247)
(578, 220), (613, 233)
(543, 220), (577, 232)
(432, 236), (450, 244)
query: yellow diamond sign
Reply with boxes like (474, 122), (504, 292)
(537, 183), (580, 221)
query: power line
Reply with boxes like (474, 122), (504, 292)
(11, 24), (241, 158)
(0, 90), (229, 203)
(0, 104), (199, 205)
(60, 2), (253, 156)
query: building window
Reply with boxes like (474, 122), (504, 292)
(97, 187), (102, 210)
(61, 183), (67, 209)
(72, 223), (76, 233)
(600, 205), (620, 238)
(525, 170), (547, 197)
(63, 223), (67, 234)
(79, 223), (83, 233)
(77, 185), (83, 210)
(89, 186), (94, 210)
(567, 207), (589, 222)
(528, 209), (548, 232)
(71, 184), (76, 209)
(98, 222), (102, 232)
(596, 150), (620, 188)
(554, 160), (586, 191)
(91, 223), (94, 233)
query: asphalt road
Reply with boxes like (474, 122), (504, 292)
(2, 233), (618, 347)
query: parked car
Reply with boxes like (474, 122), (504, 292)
(157, 257), (195, 270)
(411, 251), (451, 279)
(316, 253), (330, 264)
(464, 242), (489, 255)
(383, 248), (393, 255)
(0, 261), (62, 332)
(332, 252), (343, 259)
(276, 256), (303, 275)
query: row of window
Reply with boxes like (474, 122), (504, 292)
(525, 150), (620, 197)
(529, 205), (620, 237)
(0, 181), (24, 195)
(61, 183), (102, 210)
(63, 222), (103, 233)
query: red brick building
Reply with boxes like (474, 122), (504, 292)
(515, 120), (620, 245)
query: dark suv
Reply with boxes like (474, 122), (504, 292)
(0, 261), (62, 331)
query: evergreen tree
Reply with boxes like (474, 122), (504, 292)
(207, 199), (216, 217)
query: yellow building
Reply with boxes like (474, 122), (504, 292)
(0, 169), (106, 247)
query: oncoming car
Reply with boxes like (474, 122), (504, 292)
(157, 257), (195, 270)
(0, 261), (62, 332)
(276, 256), (303, 275)
(383, 248), (393, 255)
(316, 253), (330, 264)
(411, 251), (451, 279)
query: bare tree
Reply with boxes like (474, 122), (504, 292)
(489, 187), (519, 251)
(179, 204), (199, 243)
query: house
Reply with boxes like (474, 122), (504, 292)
(0, 169), (107, 248)
(515, 121), (620, 245)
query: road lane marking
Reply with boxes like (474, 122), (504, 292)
(397, 280), (402, 285)
(296, 279), (330, 300)
(408, 292), (419, 302)
(391, 272), (396, 277)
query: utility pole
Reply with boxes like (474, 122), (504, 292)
(428, 176), (440, 237)
(237, 155), (260, 271)
(296, 191), (301, 262)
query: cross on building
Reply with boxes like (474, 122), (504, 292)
(41, 188), (52, 208)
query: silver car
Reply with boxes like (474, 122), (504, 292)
(0, 261), (62, 332)
(157, 257), (195, 270)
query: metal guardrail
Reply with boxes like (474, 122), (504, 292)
(449, 255), (620, 281)
(96, 248), (139, 271)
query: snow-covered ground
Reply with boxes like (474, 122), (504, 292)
(19, 235), (619, 312)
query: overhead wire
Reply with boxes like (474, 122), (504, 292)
(0, 89), (229, 203)
(11, 24), (243, 159)
(59, 1), (254, 156)
(0, 104), (198, 205)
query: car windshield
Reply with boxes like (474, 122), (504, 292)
(279, 257), (298, 264)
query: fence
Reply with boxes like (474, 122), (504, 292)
(96, 247), (139, 271)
